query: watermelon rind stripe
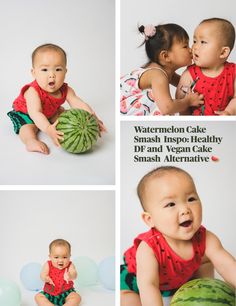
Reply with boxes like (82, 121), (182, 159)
(170, 278), (235, 306)
(56, 109), (99, 153)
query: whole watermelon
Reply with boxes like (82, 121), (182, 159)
(57, 109), (99, 153)
(170, 278), (235, 306)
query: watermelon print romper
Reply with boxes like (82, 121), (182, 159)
(120, 226), (206, 296)
(120, 68), (167, 116)
(7, 80), (68, 134)
(188, 62), (235, 115)
(41, 261), (76, 305)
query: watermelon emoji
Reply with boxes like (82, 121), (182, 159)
(57, 109), (99, 153)
(170, 278), (235, 306)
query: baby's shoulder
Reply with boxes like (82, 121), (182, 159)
(23, 85), (39, 99)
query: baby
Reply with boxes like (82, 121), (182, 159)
(35, 239), (81, 306)
(7, 43), (105, 154)
(120, 166), (236, 306)
(176, 18), (236, 115)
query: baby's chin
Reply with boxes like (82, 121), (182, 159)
(52, 263), (67, 269)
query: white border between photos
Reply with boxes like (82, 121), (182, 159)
(115, 0), (121, 305)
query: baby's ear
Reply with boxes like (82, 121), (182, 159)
(220, 46), (231, 59)
(159, 50), (170, 63)
(141, 212), (155, 228)
(31, 68), (36, 78)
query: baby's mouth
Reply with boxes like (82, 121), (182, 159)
(179, 220), (192, 227)
(49, 81), (55, 86)
(58, 263), (64, 268)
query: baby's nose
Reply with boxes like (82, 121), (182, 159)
(49, 71), (55, 78)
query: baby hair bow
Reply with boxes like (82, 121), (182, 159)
(144, 24), (156, 40)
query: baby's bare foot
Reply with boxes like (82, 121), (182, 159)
(25, 139), (49, 154)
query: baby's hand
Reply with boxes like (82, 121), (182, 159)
(187, 92), (204, 107)
(214, 110), (231, 116)
(46, 121), (64, 147)
(45, 275), (55, 286)
(64, 268), (70, 284)
(91, 113), (107, 136)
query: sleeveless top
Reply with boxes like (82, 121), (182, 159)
(43, 261), (74, 296)
(13, 80), (68, 118)
(188, 62), (235, 115)
(120, 67), (168, 116)
(124, 226), (206, 291)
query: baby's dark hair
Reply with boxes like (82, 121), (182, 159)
(200, 18), (235, 51)
(138, 23), (189, 66)
(32, 43), (67, 66)
(137, 166), (194, 211)
(49, 239), (71, 254)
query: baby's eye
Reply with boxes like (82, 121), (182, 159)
(188, 197), (196, 202)
(193, 40), (196, 44)
(56, 68), (63, 71)
(41, 68), (48, 72)
(165, 202), (175, 208)
(201, 40), (207, 44)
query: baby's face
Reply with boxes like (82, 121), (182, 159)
(32, 50), (67, 94)
(168, 38), (192, 68)
(143, 171), (202, 244)
(49, 245), (71, 270)
(192, 22), (224, 68)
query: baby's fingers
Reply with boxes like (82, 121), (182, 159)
(54, 138), (62, 147)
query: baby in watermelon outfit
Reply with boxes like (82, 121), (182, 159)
(120, 166), (236, 306)
(7, 43), (105, 154)
(35, 239), (81, 306)
(176, 18), (236, 116)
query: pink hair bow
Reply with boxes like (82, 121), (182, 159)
(144, 24), (156, 40)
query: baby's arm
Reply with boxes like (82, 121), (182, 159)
(170, 72), (180, 87)
(40, 262), (55, 285)
(205, 230), (236, 288)
(66, 86), (94, 113)
(64, 263), (78, 283)
(25, 87), (64, 146)
(66, 86), (106, 132)
(175, 69), (194, 115)
(136, 241), (163, 306)
(147, 69), (203, 115)
(215, 78), (236, 115)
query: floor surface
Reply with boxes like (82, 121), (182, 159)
(0, 107), (115, 185)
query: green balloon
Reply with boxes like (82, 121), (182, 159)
(73, 256), (98, 288)
(0, 278), (21, 306)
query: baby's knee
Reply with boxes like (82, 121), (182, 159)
(34, 292), (43, 302)
(67, 292), (81, 304)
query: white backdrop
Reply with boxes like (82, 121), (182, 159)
(0, 190), (115, 305)
(121, 0), (236, 76)
(0, 0), (115, 185)
(120, 120), (236, 269)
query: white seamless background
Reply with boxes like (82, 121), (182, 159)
(0, 0), (115, 185)
(0, 190), (115, 305)
(121, 0), (236, 84)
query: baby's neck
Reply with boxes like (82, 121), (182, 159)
(199, 62), (226, 78)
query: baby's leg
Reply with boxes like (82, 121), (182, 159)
(35, 292), (54, 306)
(121, 290), (142, 306)
(19, 124), (49, 154)
(64, 291), (81, 305)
